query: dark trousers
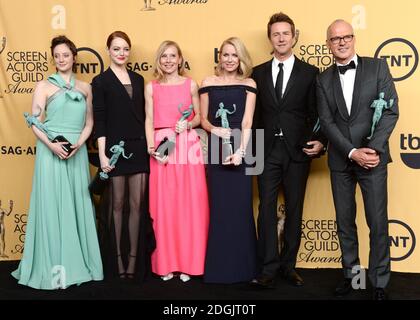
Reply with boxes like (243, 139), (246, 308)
(257, 139), (310, 277)
(331, 163), (390, 288)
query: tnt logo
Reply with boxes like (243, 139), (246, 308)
(374, 38), (418, 81)
(75, 47), (104, 81)
(400, 134), (420, 169)
(389, 220), (416, 261)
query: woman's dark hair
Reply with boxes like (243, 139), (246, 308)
(50, 35), (77, 72)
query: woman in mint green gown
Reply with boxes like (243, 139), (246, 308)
(11, 36), (103, 290)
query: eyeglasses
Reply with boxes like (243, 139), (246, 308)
(329, 35), (354, 45)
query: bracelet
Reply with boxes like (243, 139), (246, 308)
(236, 148), (246, 158)
(148, 146), (155, 155)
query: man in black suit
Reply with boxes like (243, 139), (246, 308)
(316, 20), (399, 300)
(251, 12), (327, 288)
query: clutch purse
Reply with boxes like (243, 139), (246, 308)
(155, 137), (176, 157)
(52, 135), (72, 155)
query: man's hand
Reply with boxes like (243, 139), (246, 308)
(303, 141), (324, 157)
(350, 148), (380, 169)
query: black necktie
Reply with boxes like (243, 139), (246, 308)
(338, 60), (356, 74)
(275, 63), (284, 101)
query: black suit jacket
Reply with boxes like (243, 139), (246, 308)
(92, 68), (146, 145)
(316, 56), (399, 171)
(252, 56), (327, 162)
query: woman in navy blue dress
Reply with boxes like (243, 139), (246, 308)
(199, 37), (257, 283)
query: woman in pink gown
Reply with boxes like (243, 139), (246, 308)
(145, 40), (209, 282)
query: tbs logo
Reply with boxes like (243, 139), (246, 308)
(400, 134), (420, 169)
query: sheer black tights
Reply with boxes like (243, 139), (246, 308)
(111, 173), (147, 276)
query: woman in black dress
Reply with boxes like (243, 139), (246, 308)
(199, 37), (257, 283)
(92, 31), (153, 281)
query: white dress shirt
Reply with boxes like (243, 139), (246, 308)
(337, 54), (358, 159)
(272, 54), (295, 97)
(337, 54), (358, 116)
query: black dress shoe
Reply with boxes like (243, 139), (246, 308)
(373, 288), (388, 300)
(282, 269), (304, 287)
(334, 278), (353, 297)
(250, 274), (276, 289)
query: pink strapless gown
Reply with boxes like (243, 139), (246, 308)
(149, 78), (209, 276)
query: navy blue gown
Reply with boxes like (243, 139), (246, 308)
(199, 85), (257, 284)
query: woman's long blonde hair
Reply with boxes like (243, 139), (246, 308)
(153, 40), (185, 81)
(215, 37), (253, 79)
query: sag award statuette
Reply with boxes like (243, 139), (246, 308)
(141, 0), (156, 11)
(301, 118), (321, 149)
(24, 111), (72, 155)
(155, 103), (193, 160)
(0, 200), (13, 259)
(363, 92), (394, 146)
(89, 141), (133, 195)
(215, 102), (236, 164)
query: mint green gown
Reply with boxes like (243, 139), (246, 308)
(12, 73), (103, 289)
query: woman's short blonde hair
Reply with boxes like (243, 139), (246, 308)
(215, 37), (253, 79)
(153, 40), (185, 81)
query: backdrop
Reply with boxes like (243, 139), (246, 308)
(0, 0), (418, 272)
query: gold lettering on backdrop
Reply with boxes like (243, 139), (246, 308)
(0, 37), (6, 98)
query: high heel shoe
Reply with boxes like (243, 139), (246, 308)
(161, 273), (174, 281)
(117, 254), (126, 279)
(126, 254), (137, 279)
(180, 273), (190, 282)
